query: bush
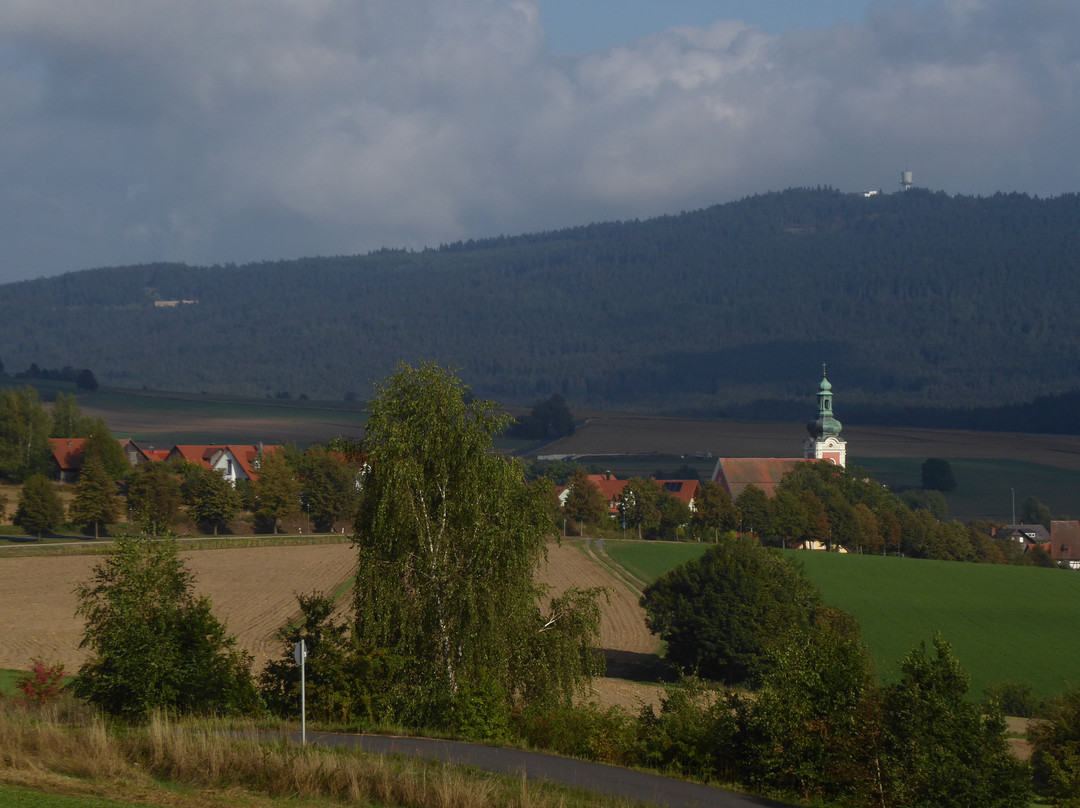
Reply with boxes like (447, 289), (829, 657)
(516, 702), (637, 765)
(14, 659), (66, 707)
(985, 680), (1044, 719)
(73, 533), (260, 719)
(635, 677), (737, 781)
(1030, 687), (1080, 805)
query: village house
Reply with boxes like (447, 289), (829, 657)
(49, 438), (88, 483)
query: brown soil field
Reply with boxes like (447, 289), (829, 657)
(537, 414), (1080, 472)
(0, 543), (356, 674)
(0, 539), (661, 709)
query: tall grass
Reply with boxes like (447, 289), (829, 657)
(0, 698), (630, 808)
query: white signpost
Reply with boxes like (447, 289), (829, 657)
(293, 639), (307, 745)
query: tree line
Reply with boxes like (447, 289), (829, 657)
(2, 188), (1080, 422)
(557, 459), (1057, 567)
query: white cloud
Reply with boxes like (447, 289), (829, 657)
(0, 0), (1077, 281)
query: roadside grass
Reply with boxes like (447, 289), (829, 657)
(854, 457), (1080, 523)
(0, 785), (159, 808)
(0, 700), (639, 808)
(603, 539), (1080, 701)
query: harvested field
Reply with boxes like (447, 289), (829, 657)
(0, 543), (356, 673)
(0, 540), (661, 708)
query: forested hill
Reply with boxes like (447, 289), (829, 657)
(2, 187), (1079, 420)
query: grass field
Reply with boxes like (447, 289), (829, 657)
(855, 457), (1080, 522)
(602, 539), (1080, 701)
(0, 668), (20, 697)
(0, 786), (151, 808)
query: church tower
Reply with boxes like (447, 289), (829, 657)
(804, 368), (847, 466)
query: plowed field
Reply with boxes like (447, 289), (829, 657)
(0, 540), (659, 707)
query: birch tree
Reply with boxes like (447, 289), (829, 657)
(353, 362), (602, 729)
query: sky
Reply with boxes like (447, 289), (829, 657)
(0, 0), (1077, 284)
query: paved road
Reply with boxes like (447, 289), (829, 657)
(294, 731), (795, 808)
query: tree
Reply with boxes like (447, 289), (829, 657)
(657, 491), (691, 541)
(253, 450), (300, 533)
(619, 477), (663, 539)
(184, 466), (241, 536)
(68, 455), (118, 539)
(353, 362), (602, 730)
(260, 592), (376, 724)
(74, 418), (130, 480)
(14, 474), (64, 538)
(690, 479), (738, 538)
(921, 457), (957, 492)
(75, 368), (99, 392)
(511, 394), (575, 440)
(734, 484), (770, 537)
(1020, 495), (1052, 531)
(127, 462), (183, 536)
(562, 467), (607, 527)
(0, 387), (52, 482)
(735, 608), (876, 803)
(640, 537), (820, 685)
(50, 392), (92, 438)
(877, 636), (1030, 808)
(297, 447), (360, 532)
(73, 533), (259, 719)
(1030, 686), (1080, 803)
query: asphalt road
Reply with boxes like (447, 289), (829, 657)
(296, 731), (795, 808)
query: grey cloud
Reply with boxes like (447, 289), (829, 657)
(0, 0), (1077, 282)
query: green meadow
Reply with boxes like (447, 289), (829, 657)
(602, 539), (1080, 700)
(854, 456), (1080, 523)
(0, 786), (151, 808)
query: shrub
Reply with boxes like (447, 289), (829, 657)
(14, 659), (66, 707)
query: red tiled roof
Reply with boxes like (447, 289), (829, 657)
(712, 457), (803, 499)
(658, 479), (701, 508)
(167, 445), (222, 467)
(1050, 521), (1080, 561)
(168, 444), (281, 480)
(587, 474), (628, 506)
(49, 438), (87, 471)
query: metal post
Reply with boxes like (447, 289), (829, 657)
(1010, 487), (1016, 526)
(300, 643), (306, 745)
(294, 639), (307, 745)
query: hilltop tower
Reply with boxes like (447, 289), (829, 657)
(804, 368), (847, 467)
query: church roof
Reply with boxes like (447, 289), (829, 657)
(711, 457), (803, 499)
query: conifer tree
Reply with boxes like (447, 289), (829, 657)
(68, 455), (118, 539)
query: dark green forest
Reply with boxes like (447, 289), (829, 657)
(2, 187), (1078, 425)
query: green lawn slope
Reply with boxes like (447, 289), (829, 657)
(603, 540), (1080, 700)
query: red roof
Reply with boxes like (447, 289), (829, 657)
(167, 444), (280, 481)
(587, 474), (629, 508)
(49, 438), (88, 471)
(658, 479), (701, 508)
(712, 457), (803, 498)
(1050, 521), (1080, 561)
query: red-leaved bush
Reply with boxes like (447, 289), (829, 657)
(14, 659), (66, 706)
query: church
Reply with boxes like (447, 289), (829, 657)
(711, 370), (847, 499)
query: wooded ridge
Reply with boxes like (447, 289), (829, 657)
(2, 187), (1077, 423)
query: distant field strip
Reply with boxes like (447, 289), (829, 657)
(602, 540), (1080, 700)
